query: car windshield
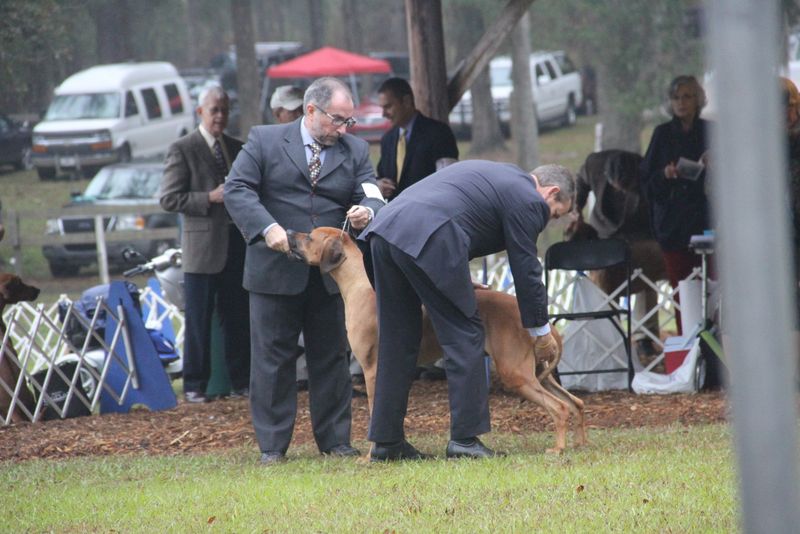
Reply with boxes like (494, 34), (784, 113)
(83, 167), (163, 200)
(490, 64), (512, 88)
(45, 93), (121, 120)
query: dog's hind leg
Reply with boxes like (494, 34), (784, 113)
(495, 356), (572, 454)
(542, 375), (588, 447)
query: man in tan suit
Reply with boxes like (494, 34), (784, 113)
(159, 86), (250, 403)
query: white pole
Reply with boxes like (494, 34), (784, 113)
(707, 1), (800, 532)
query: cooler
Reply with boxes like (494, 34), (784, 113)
(663, 336), (693, 374)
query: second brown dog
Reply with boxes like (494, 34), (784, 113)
(288, 227), (587, 453)
(0, 272), (41, 423)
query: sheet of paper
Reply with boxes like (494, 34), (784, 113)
(676, 157), (704, 181)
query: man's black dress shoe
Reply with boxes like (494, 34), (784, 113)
(370, 440), (433, 462)
(260, 451), (286, 465)
(322, 444), (361, 457)
(446, 437), (505, 459)
(184, 391), (208, 404)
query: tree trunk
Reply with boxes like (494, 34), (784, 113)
(231, 0), (260, 138)
(342, 0), (363, 53)
(597, 64), (642, 152)
(404, 0), (449, 122)
(509, 11), (538, 170)
(308, 0), (325, 49)
(469, 66), (506, 154)
(93, 0), (133, 63)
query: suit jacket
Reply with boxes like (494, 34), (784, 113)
(376, 113), (459, 199)
(224, 118), (384, 296)
(159, 129), (243, 274)
(575, 149), (651, 240)
(361, 160), (550, 328)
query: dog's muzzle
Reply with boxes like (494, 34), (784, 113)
(284, 230), (306, 262)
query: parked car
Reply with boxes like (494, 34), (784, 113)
(449, 50), (583, 135)
(31, 62), (194, 180)
(0, 113), (32, 170)
(42, 163), (178, 277)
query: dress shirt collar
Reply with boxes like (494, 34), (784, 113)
(398, 112), (419, 140)
(198, 124), (219, 150)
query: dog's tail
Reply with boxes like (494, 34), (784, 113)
(534, 326), (562, 382)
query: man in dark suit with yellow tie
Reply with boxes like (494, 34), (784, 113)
(159, 86), (251, 404)
(375, 78), (459, 201)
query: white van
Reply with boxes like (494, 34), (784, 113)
(31, 62), (194, 180)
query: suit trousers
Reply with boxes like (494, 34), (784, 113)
(182, 225), (251, 393)
(368, 235), (491, 443)
(248, 267), (352, 454)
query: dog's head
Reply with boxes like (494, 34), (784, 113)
(286, 227), (348, 274)
(0, 273), (41, 308)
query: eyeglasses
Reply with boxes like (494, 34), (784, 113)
(316, 106), (357, 128)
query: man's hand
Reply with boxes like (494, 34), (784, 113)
(346, 205), (372, 230)
(664, 162), (678, 179)
(265, 224), (290, 254)
(534, 331), (559, 363)
(376, 178), (396, 199)
(209, 184), (225, 203)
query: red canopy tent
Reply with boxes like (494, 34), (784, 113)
(266, 46), (391, 78)
(261, 47), (392, 112)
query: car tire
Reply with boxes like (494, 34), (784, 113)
(48, 261), (80, 277)
(37, 167), (56, 181)
(118, 144), (131, 163)
(563, 99), (577, 127)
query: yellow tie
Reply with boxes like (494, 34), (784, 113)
(396, 127), (406, 183)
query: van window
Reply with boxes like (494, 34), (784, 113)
(45, 93), (120, 120)
(164, 84), (184, 114)
(141, 88), (162, 119)
(535, 63), (548, 84)
(125, 91), (139, 117)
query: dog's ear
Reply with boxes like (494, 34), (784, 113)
(0, 275), (15, 304)
(320, 239), (346, 273)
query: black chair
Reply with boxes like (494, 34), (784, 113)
(544, 238), (634, 389)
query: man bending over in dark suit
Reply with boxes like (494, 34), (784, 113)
(160, 85), (251, 404)
(360, 160), (575, 461)
(375, 77), (459, 201)
(224, 77), (385, 465)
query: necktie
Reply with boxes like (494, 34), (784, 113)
(213, 139), (227, 179)
(396, 128), (406, 182)
(308, 141), (323, 185)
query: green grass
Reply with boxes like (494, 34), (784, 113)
(1, 424), (737, 533)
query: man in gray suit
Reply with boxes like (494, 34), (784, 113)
(160, 86), (250, 404)
(224, 77), (384, 464)
(360, 161), (575, 461)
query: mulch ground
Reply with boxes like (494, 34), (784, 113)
(0, 378), (727, 462)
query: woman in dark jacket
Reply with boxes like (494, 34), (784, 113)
(641, 75), (710, 334)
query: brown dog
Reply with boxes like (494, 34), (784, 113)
(288, 227), (587, 453)
(0, 273), (40, 423)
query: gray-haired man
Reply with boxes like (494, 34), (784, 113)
(224, 77), (385, 464)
